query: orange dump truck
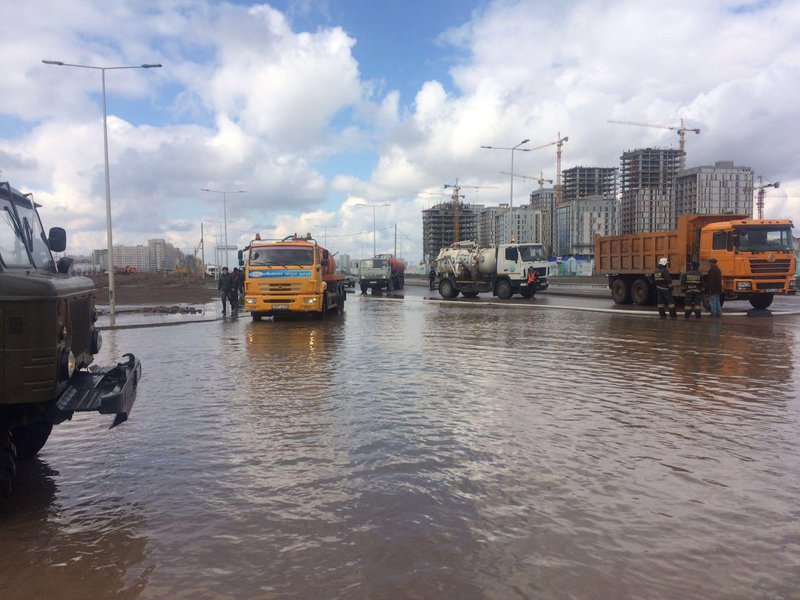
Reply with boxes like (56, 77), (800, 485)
(594, 214), (797, 309)
(239, 233), (345, 320)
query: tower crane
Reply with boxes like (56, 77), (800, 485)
(500, 170), (553, 189)
(528, 132), (569, 204)
(443, 178), (485, 243)
(754, 176), (780, 220)
(607, 118), (700, 153)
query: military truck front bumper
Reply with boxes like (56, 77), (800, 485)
(54, 353), (142, 428)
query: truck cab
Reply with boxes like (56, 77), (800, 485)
(699, 219), (796, 308)
(241, 233), (345, 320)
(1, 181), (141, 497)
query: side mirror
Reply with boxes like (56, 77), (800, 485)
(237, 249), (243, 261)
(322, 249), (330, 260)
(322, 260), (329, 267)
(48, 227), (66, 252)
(56, 256), (74, 274)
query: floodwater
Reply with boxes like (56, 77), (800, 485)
(2, 295), (800, 599)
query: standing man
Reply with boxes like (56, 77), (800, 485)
(229, 268), (242, 316)
(653, 257), (677, 319)
(429, 264), (437, 291)
(218, 266), (234, 315)
(527, 266), (538, 300)
(681, 260), (704, 319)
(706, 257), (723, 318)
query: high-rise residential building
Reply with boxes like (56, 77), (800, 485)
(497, 206), (544, 245)
(422, 201), (483, 262)
(674, 161), (753, 217)
(562, 166), (617, 202)
(92, 239), (184, 272)
(478, 206), (506, 248)
(556, 195), (617, 257)
(530, 188), (557, 255)
(619, 148), (685, 235)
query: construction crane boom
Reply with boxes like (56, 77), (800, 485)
(607, 117), (700, 153)
(500, 171), (553, 189)
(754, 176), (780, 220)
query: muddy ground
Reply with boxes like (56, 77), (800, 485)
(89, 273), (219, 305)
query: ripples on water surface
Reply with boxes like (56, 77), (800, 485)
(2, 296), (799, 599)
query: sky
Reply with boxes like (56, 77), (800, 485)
(1, 0), (799, 266)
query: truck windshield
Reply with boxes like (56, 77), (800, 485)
(735, 226), (793, 253)
(249, 246), (314, 266)
(0, 199), (33, 267)
(518, 245), (547, 261)
(362, 259), (387, 269)
(15, 199), (56, 270)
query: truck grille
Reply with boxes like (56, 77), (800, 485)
(257, 282), (302, 293)
(750, 259), (791, 275)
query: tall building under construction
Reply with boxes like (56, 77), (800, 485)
(674, 161), (753, 217)
(422, 201), (483, 263)
(562, 166), (617, 202)
(619, 148), (685, 235)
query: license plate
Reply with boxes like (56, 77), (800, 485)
(763, 289), (777, 293)
(272, 304), (289, 310)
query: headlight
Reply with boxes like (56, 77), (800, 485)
(736, 281), (752, 291)
(246, 297), (257, 305)
(303, 297), (318, 304)
(60, 348), (76, 379)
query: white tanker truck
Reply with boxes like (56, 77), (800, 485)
(434, 241), (550, 299)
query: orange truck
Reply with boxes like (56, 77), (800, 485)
(594, 214), (797, 310)
(239, 233), (346, 320)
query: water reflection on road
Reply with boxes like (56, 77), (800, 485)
(2, 296), (799, 599)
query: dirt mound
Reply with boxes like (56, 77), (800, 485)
(89, 273), (219, 305)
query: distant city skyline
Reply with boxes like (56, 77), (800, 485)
(1, 0), (797, 265)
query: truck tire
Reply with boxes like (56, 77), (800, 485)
(631, 278), (653, 306)
(398, 275), (404, 289)
(438, 278), (457, 299)
(11, 421), (53, 460)
(496, 279), (513, 300)
(611, 278), (631, 304)
(749, 293), (774, 310)
(0, 428), (16, 499)
(316, 294), (328, 320)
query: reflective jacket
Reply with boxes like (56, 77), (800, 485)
(681, 269), (703, 293)
(653, 265), (672, 289)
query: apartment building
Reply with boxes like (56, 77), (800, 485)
(674, 161), (753, 217)
(619, 148), (685, 234)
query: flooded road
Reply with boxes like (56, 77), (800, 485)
(2, 296), (800, 599)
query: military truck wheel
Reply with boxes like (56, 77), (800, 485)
(11, 421), (53, 460)
(611, 278), (631, 304)
(496, 279), (513, 300)
(749, 293), (774, 310)
(631, 278), (653, 306)
(0, 428), (16, 499)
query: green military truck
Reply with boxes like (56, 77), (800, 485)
(1, 181), (142, 498)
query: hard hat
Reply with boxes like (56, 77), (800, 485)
(658, 257), (668, 266)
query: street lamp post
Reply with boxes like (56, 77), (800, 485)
(481, 138), (531, 241)
(356, 203), (389, 257)
(315, 224), (337, 247)
(201, 189), (247, 269)
(42, 59), (162, 326)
